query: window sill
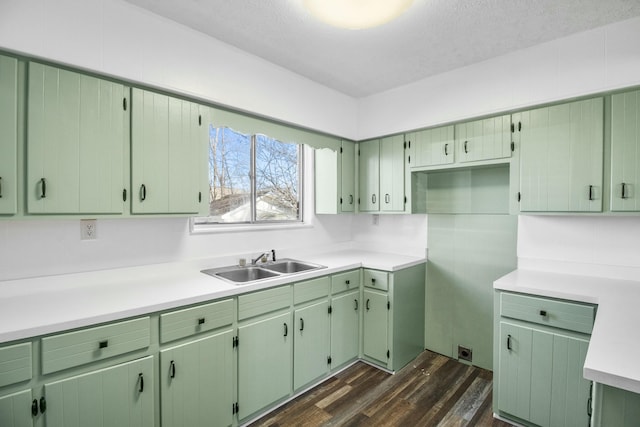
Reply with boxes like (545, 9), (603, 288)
(190, 220), (313, 235)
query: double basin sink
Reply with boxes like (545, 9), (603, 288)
(201, 258), (326, 284)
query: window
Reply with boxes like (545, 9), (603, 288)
(196, 126), (303, 225)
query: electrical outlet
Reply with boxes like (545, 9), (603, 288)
(81, 219), (97, 240)
(458, 345), (472, 363)
(372, 214), (379, 226)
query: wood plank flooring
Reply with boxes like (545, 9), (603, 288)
(249, 350), (514, 427)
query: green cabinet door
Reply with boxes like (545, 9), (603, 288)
(519, 97), (604, 212)
(160, 331), (233, 427)
(358, 139), (380, 212)
(314, 140), (356, 214)
(592, 383), (640, 427)
(131, 89), (205, 214)
(340, 140), (356, 212)
(330, 290), (360, 369)
(498, 321), (590, 427)
(455, 114), (511, 163)
(294, 300), (330, 390)
(44, 356), (154, 427)
(409, 125), (455, 167)
(238, 311), (292, 421)
(0, 55), (18, 215)
(611, 90), (640, 211)
(363, 289), (388, 366)
(27, 62), (128, 214)
(0, 389), (33, 427)
(380, 135), (405, 212)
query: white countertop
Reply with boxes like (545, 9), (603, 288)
(495, 269), (640, 394)
(0, 249), (424, 344)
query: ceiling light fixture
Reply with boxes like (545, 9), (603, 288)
(303, 0), (414, 30)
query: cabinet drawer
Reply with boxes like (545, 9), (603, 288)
(363, 269), (388, 291)
(500, 292), (595, 334)
(294, 276), (330, 305)
(42, 317), (150, 374)
(331, 270), (360, 295)
(160, 299), (234, 343)
(0, 342), (32, 387)
(238, 286), (291, 321)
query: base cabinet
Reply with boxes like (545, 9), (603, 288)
(330, 289), (360, 369)
(160, 331), (233, 427)
(43, 356), (154, 427)
(592, 382), (640, 427)
(0, 389), (33, 427)
(293, 300), (330, 390)
(363, 288), (389, 365)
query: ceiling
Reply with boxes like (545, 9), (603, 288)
(124, 0), (640, 98)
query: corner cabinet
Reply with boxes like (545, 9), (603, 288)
(362, 264), (425, 372)
(518, 97), (604, 212)
(131, 89), (208, 215)
(314, 140), (356, 214)
(494, 291), (595, 427)
(0, 54), (18, 215)
(27, 62), (129, 214)
(610, 89), (640, 211)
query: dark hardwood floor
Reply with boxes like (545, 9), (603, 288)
(249, 350), (514, 427)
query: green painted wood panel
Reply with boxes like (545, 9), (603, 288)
(0, 389), (33, 427)
(160, 331), (233, 427)
(42, 317), (150, 374)
(593, 383), (640, 427)
(611, 90), (640, 211)
(363, 269), (388, 290)
(0, 55), (18, 215)
(330, 269), (360, 295)
(237, 286), (291, 321)
(0, 342), (32, 387)
(314, 148), (339, 214)
(380, 135), (405, 212)
(340, 140), (356, 212)
(330, 290), (359, 369)
(358, 139), (380, 212)
(44, 356), (154, 427)
(363, 289), (388, 365)
(455, 114), (512, 163)
(160, 299), (234, 343)
(409, 125), (455, 167)
(519, 97), (604, 212)
(293, 276), (330, 305)
(294, 300), (330, 390)
(238, 311), (292, 420)
(27, 62), (128, 214)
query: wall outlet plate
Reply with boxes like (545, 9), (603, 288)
(458, 345), (472, 363)
(81, 219), (97, 240)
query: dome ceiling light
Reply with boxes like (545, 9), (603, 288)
(303, 0), (414, 30)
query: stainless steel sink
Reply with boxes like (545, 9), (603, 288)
(262, 259), (325, 274)
(201, 258), (326, 284)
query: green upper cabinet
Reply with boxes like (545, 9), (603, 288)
(610, 90), (640, 211)
(518, 97), (604, 212)
(409, 125), (455, 167)
(379, 135), (405, 212)
(358, 139), (380, 212)
(455, 114), (512, 163)
(27, 62), (129, 214)
(131, 89), (206, 214)
(0, 55), (18, 215)
(314, 140), (355, 214)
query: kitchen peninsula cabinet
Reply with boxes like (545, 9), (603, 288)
(27, 62), (129, 214)
(131, 89), (207, 215)
(518, 97), (604, 212)
(592, 382), (640, 426)
(610, 89), (640, 211)
(314, 140), (356, 214)
(0, 54), (18, 215)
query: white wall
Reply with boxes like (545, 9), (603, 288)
(0, 0), (358, 139)
(357, 16), (640, 139)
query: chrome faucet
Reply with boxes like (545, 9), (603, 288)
(251, 252), (268, 265)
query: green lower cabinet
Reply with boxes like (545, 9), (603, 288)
(497, 321), (590, 427)
(0, 389), (33, 427)
(293, 300), (330, 390)
(43, 356), (154, 427)
(330, 290), (360, 369)
(238, 311), (292, 421)
(363, 289), (389, 366)
(592, 382), (640, 426)
(160, 331), (233, 427)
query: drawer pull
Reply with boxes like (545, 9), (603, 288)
(39, 397), (47, 414)
(345, 280), (350, 285)
(539, 310), (547, 317)
(371, 278), (376, 285)
(507, 334), (512, 351)
(138, 373), (144, 393)
(197, 317), (205, 325)
(170, 360), (176, 378)
(99, 340), (109, 349)
(31, 399), (38, 416)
